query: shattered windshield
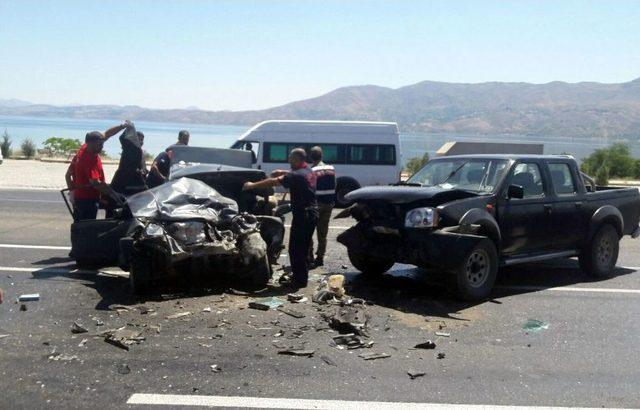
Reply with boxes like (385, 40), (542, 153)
(407, 159), (509, 193)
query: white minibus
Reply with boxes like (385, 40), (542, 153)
(230, 120), (402, 207)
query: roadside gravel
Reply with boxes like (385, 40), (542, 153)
(0, 159), (118, 190)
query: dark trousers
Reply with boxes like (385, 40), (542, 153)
(289, 210), (318, 285)
(309, 202), (334, 260)
(74, 199), (99, 220)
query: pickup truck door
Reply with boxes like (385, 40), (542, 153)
(497, 161), (555, 255)
(547, 161), (587, 249)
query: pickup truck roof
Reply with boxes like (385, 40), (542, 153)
(432, 154), (575, 161)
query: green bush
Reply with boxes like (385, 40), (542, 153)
(581, 143), (635, 179)
(404, 152), (430, 176)
(43, 137), (82, 157)
(20, 138), (37, 158)
(595, 166), (609, 186)
(1, 129), (12, 158)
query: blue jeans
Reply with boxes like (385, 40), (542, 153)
(74, 199), (99, 220)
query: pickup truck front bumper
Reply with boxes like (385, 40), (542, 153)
(337, 222), (487, 272)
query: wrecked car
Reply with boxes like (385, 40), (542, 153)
(66, 147), (286, 293)
(337, 154), (640, 301)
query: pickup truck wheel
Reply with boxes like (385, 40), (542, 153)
(448, 240), (498, 301)
(348, 249), (395, 275)
(129, 256), (153, 295)
(579, 224), (619, 279)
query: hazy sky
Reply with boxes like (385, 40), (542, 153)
(1, 0), (639, 111)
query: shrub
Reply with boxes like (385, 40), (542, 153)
(581, 143), (635, 179)
(595, 166), (609, 186)
(20, 138), (37, 158)
(404, 152), (430, 176)
(42, 137), (82, 157)
(1, 129), (12, 158)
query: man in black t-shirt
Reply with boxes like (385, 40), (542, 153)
(147, 130), (190, 188)
(243, 148), (318, 288)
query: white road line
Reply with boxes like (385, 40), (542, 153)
(126, 394), (633, 409)
(0, 198), (61, 203)
(0, 244), (71, 250)
(0, 265), (127, 277)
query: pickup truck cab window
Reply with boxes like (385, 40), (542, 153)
(548, 162), (578, 195)
(511, 162), (545, 198)
(407, 158), (509, 193)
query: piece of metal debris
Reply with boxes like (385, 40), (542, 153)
(118, 364), (131, 375)
(320, 355), (337, 366)
(277, 306), (305, 319)
(71, 321), (88, 334)
(312, 290), (336, 304)
(435, 332), (450, 337)
(166, 311), (192, 320)
(202, 307), (212, 313)
(278, 349), (315, 357)
(0, 334), (9, 339)
(414, 340), (436, 350)
(210, 364), (221, 373)
(325, 306), (369, 336)
(109, 304), (132, 312)
(332, 334), (374, 349)
(249, 297), (285, 311)
(287, 293), (307, 303)
(18, 293), (40, 302)
(19, 304), (27, 311)
(78, 338), (88, 348)
(407, 370), (426, 379)
(103, 328), (145, 351)
(341, 265), (348, 270)
(92, 317), (104, 326)
(358, 352), (390, 361)
(437, 352), (446, 359)
(48, 353), (78, 362)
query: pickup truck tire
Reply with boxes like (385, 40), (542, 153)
(348, 249), (395, 275)
(448, 239), (498, 301)
(129, 256), (153, 295)
(579, 224), (619, 279)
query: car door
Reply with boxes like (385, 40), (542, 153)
(547, 161), (587, 249)
(497, 161), (555, 256)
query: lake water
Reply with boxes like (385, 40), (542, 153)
(1, 115), (636, 164)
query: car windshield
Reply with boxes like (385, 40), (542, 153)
(407, 159), (510, 193)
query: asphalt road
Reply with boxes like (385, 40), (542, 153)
(1, 189), (640, 409)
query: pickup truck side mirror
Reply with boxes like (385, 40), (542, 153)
(507, 184), (525, 199)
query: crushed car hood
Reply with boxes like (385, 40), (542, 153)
(126, 177), (238, 222)
(345, 185), (479, 205)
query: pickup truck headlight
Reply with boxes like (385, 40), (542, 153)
(168, 221), (206, 245)
(404, 207), (438, 228)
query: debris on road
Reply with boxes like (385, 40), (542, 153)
(18, 293), (40, 302)
(331, 334), (374, 349)
(166, 312), (192, 320)
(523, 319), (549, 332)
(358, 352), (390, 361)
(325, 306), (369, 336)
(341, 265), (348, 270)
(138, 305), (156, 315)
(287, 293), (308, 303)
(435, 332), (450, 337)
(19, 304), (27, 311)
(109, 304), (132, 312)
(437, 353), (446, 359)
(210, 364), (221, 373)
(249, 297), (285, 311)
(48, 353), (78, 362)
(414, 340), (436, 350)
(327, 274), (345, 297)
(103, 327), (145, 351)
(92, 317), (104, 326)
(78, 338), (88, 348)
(407, 370), (426, 379)
(71, 321), (88, 334)
(312, 290), (336, 304)
(117, 364), (131, 375)
(278, 349), (315, 357)
(320, 355), (337, 366)
(202, 307), (212, 313)
(0, 334), (10, 339)
(277, 306), (305, 319)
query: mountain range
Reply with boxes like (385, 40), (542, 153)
(2, 78), (640, 138)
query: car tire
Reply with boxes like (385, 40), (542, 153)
(129, 256), (153, 295)
(246, 255), (272, 289)
(348, 249), (395, 275)
(447, 239), (498, 301)
(335, 179), (360, 208)
(579, 223), (619, 279)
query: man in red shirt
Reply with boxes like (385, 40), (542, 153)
(71, 122), (129, 220)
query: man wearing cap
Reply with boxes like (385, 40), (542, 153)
(308, 146), (336, 267)
(70, 122), (129, 220)
(147, 130), (190, 188)
(242, 148), (318, 288)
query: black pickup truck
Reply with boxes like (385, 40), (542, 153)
(337, 155), (640, 301)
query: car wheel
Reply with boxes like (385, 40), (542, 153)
(579, 223), (619, 279)
(129, 256), (153, 294)
(448, 239), (498, 301)
(348, 249), (395, 275)
(246, 255), (272, 289)
(335, 180), (359, 208)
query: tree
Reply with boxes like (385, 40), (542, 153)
(42, 137), (82, 157)
(595, 166), (609, 186)
(1, 129), (12, 158)
(581, 143), (635, 179)
(404, 152), (430, 176)
(20, 138), (37, 158)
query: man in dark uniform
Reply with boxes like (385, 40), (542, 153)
(242, 148), (318, 288)
(147, 130), (190, 188)
(110, 122), (147, 196)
